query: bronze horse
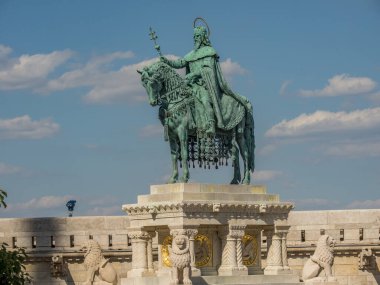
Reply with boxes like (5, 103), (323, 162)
(138, 61), (254, 184)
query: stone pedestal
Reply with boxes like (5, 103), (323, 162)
(121, 183), (298, 285)
(304, 278), (340, 285)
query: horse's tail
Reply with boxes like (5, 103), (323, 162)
(245, 111), (255, 172)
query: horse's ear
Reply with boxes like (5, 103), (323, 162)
(136, 69), (142, 74)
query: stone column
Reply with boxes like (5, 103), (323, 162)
(232, 225), (247, 272)
(218, 228), (229, 273)
(264, 229), (283, 275)
(264, 226), (292, 275)
(263, 229), (273, 268)
(218, 225), (247, 276)
(188, 229), (201, 276)
(127, 230), (151, 277)
(147, 231), (156, 273)
(281, 231), (290, 271)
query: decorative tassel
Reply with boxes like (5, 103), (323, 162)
(164, 124), (169, 142)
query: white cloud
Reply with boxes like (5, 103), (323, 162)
(280, 80), (291, 96)
(2, 46), (245, 104)
(0, 44), (12, 59)
(291, 198), (340, 210)
(220, 58), (246, 78)
(346, 199), (380, 209)
(5, 195), (73, 211)
(0, 47), (73, 90)
(266, 107), (380, 138)
(41, 54), (179, 104)
(324, 141), (380, 157)
(257, 144), (277, 156)
(86, 205), (121, 215)
(139, 124), (163, 138)
(88, 196), (118, 206)
(39, 51), (134, 93)
(369, 91), (380, 104)
(83, 143), (99, 150)
(252, 170), (282, 181)
(299, 74), (376, 97)
(84, 55), (182, 104)
(0, 162), (21, 175)
(0, 115), (60, 140)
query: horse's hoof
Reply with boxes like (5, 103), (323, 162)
(167, 178), (177, 184)
(242, 179), (250, 185)
(179, 177), (189, 183)
(230, 179), (239, 185)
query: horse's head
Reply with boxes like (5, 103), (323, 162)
(137, 61), (169, 106)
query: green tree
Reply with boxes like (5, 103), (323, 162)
(0, 189), (31, 284)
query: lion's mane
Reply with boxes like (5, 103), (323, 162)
(312, 235), (334, 266)
(83, 240), (103, 269)
(170, 235), (191, 269)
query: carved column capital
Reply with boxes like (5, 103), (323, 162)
(187, 229), (198, 239)
(128, 230), (150, 240)
(230, 224), (246, 239)
(170, 229), (188, 237)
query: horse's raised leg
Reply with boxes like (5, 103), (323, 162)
(178, 127), (189, 183)
(230, 138), (241, 184)
(236, 123), (251, 185)
(167, 137), (179, 184)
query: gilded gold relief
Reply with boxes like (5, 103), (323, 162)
(161, 234), (212, 267)
(162, 235), (173, 267)
(242, 234), (258, 266)
(194, 234), (212, 267)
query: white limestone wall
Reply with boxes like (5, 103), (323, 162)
(0, 216), (131, 284)
(286, 210), (380, 285)
(287, 210), (380, 245)
(1, 210), (379, 284)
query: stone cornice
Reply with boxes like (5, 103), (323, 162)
(122, 201), (294, 216)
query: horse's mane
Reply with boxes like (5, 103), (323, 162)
(150, 62), (185, 93)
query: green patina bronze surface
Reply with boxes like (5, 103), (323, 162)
(138, 19), (255, 184)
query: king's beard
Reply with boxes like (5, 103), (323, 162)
(194, 39), (202, 50)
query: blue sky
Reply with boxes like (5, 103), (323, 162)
(1, 0), (380, 217)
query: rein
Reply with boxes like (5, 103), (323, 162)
(161, 84), (183, 98)
(158, 71), (193, 141)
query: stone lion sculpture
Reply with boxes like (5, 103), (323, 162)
(169, 232), (192, 285)
(302, 235), (336, 282)
(81, 240), (117, 285)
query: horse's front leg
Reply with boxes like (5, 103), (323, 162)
(167, 137), (179, 184)
(178, 126), (189, 183)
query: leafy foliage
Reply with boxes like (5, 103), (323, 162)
(0, 244), (31, 285)
(0, 189), (7, 208)
(0, 189), (32, 284)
